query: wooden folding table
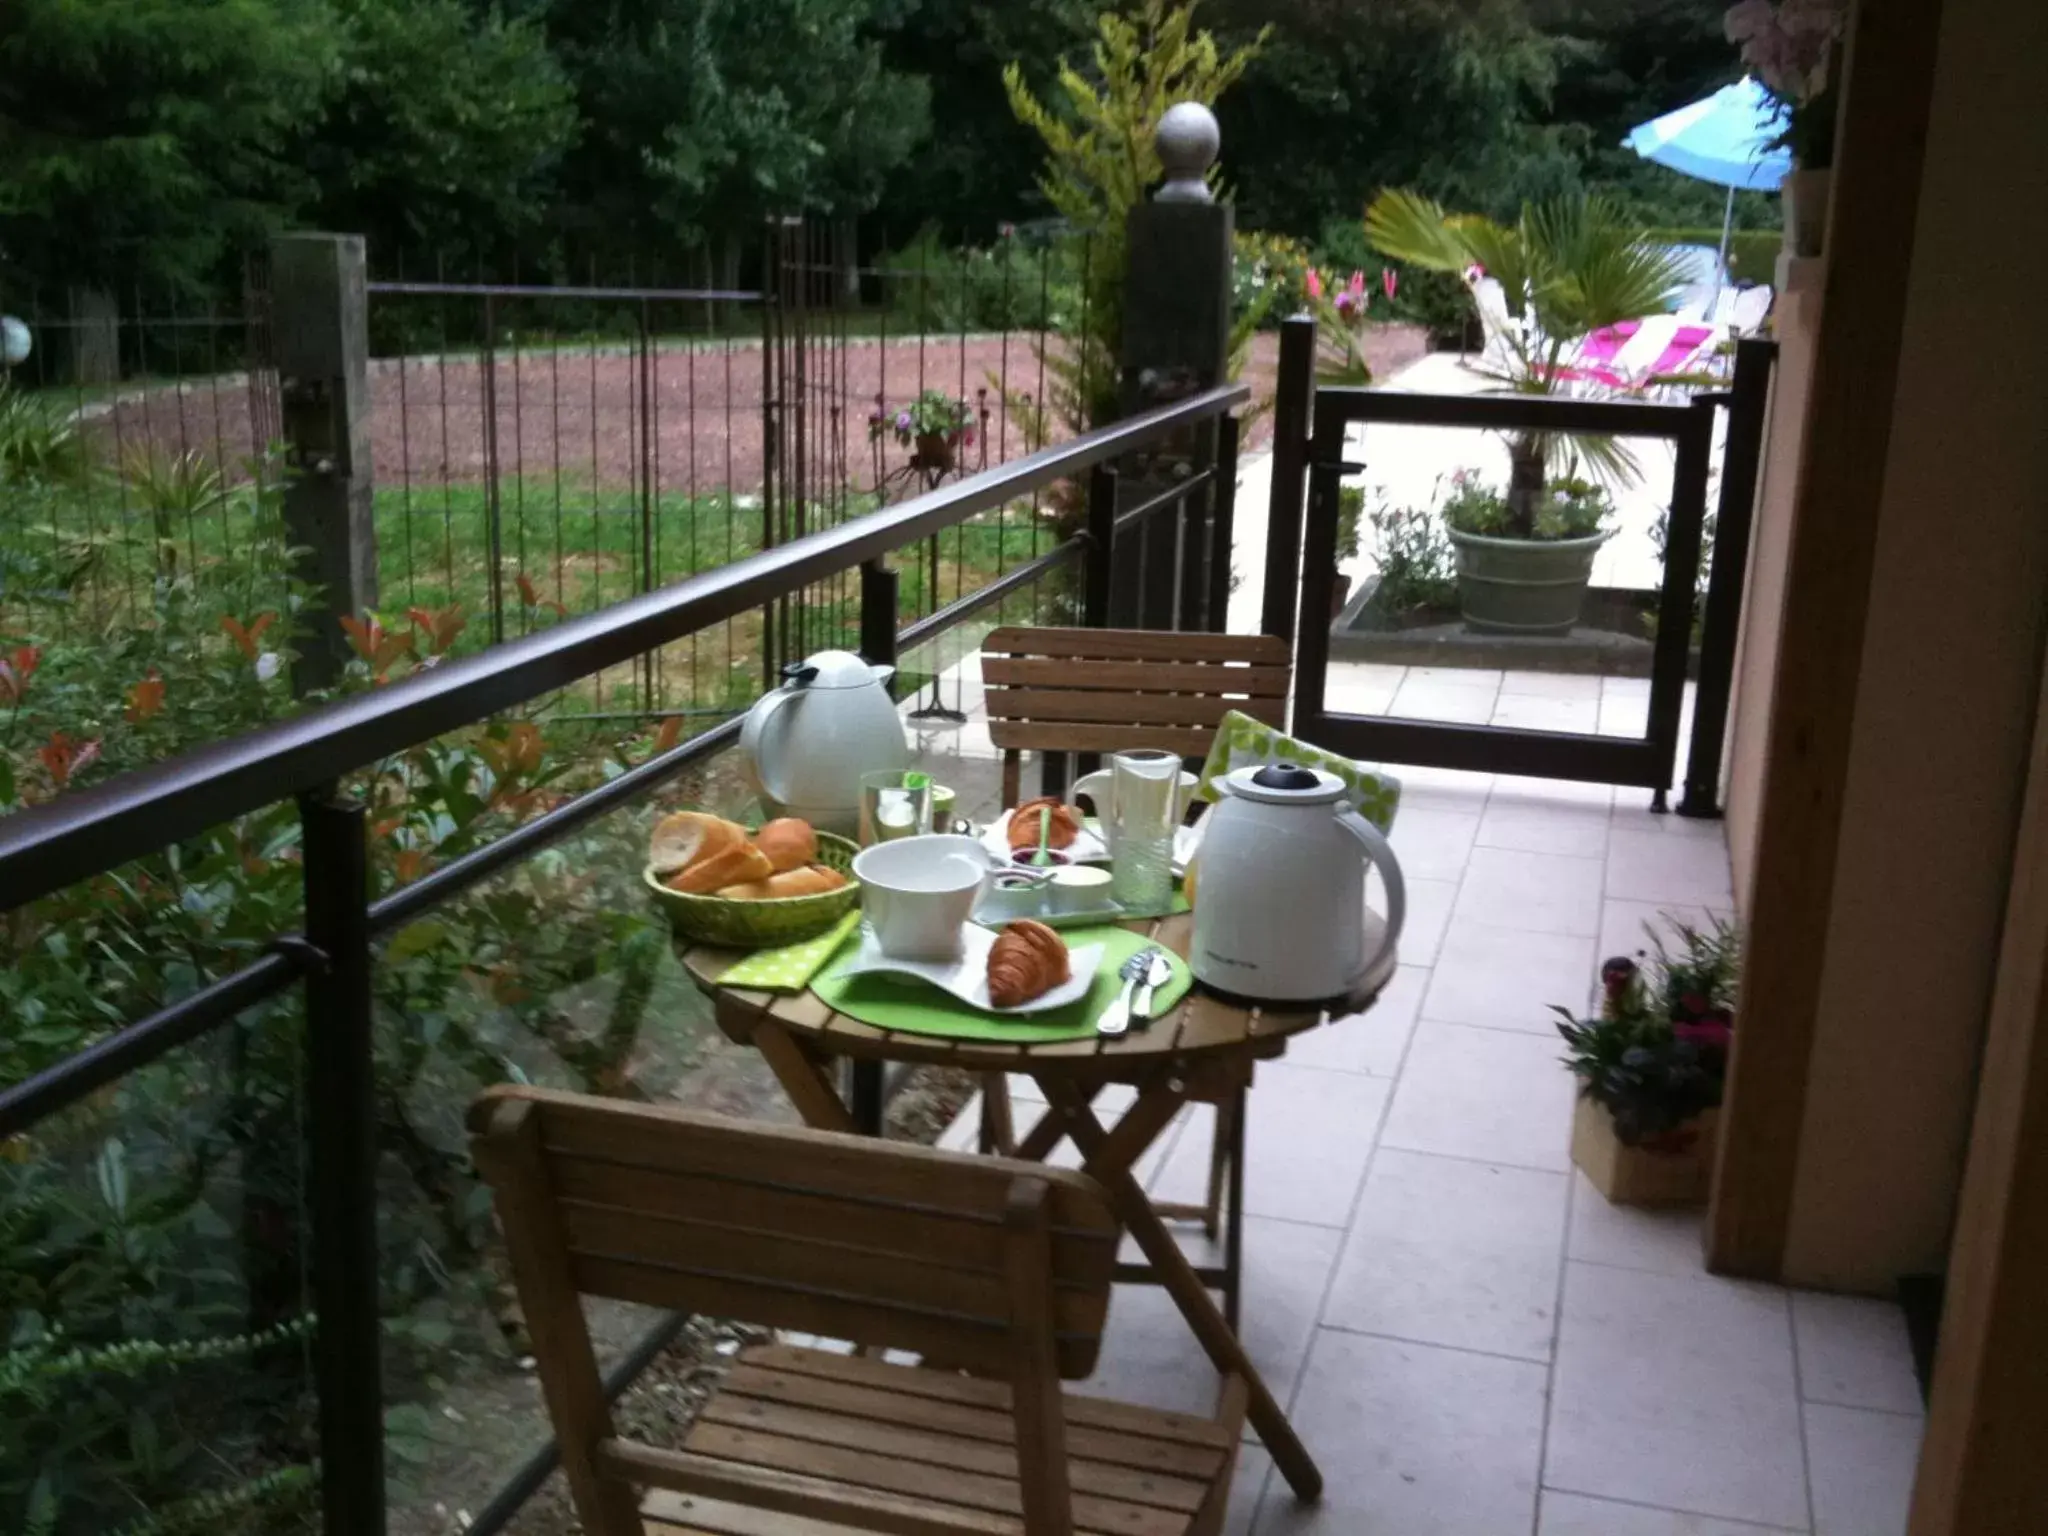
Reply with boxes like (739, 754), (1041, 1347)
(682, 908), (1395, 1502)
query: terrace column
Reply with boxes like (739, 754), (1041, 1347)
(1117, 103), (1235, 631)
(272, 232), (377, 693)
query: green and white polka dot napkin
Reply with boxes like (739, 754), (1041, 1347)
(719, 912), (861, 992)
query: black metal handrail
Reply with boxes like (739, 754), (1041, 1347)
(0, 384), (1246, 909)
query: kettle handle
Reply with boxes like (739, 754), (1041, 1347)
(739, 682), (804, 800)
(1337, 809), (1405, 986)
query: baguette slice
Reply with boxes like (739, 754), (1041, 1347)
(715, 863), (848, 901)
(666, 840), (773, 894)
(649, 811), (745, 876)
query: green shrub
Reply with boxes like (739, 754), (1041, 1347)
(1438, 470), (1613, 542)
(1365, 495), (1459, 615)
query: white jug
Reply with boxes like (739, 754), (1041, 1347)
(740, 650), (910, 836)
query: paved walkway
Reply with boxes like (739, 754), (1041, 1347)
(899, 670), (1924, 1536)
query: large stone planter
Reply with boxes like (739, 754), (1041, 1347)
(1447, 527), (1609, 636)
(1571, 1096), (1721, 1207)
(1783, 166), (1831, 258)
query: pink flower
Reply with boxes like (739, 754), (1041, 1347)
(1382, 267), (1400, 300)
(1674, 1019), (1734, 1052)
(1331, 271), (1368, 320)
(1304, 268), (1324, 301)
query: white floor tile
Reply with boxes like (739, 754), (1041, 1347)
(1424, 922), (1598, 1032)
(1605, 828), (1734, 905)
(1149, 1063), (1389, 1228)
(1390, 806), (1483, 882)
(1601, 676), (1652, 704)
(1393, 876), (1459, 965)
(1226, 1444), (1272, 1536)
(1492, 773), (1617, 810)
(1324, 1150), (1569, 1362)
(1611, 803), (1733, 841)
(1567, 1172), (1706, 1277)
(1478, 799), (1613, 859)
(1598, 699), (1650, 738)
(1284, 963), (1426, 1077)
(1501, 670), (1605, 700)
(1548, 1263), (1809, 1530)
(1805, 1403), (1921, 1536)
(1394, 765), (1497, 811)
(1254, 1331), (1546, 1535)
(1327, 660), (1409, 689)
(1452, 846), (1607, 938)
(1392, 679), (1499, 725)
(1411, 665), (1504, 688)
(1597, 900), (1732, 967)
(1380, 1022), (1578, 1172)
(1538, 1490), (1803, 1534)
(1493, 693), (1601, 733)
(1327, 673), (1401, 715)
(1082, 1217), (1342, 1425)
(1793, 1292), (1924, 1416)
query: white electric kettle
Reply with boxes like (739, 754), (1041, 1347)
(1190, 762), (1405, 1003)
(739, 649), (910, 836)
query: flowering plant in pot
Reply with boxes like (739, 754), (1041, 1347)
(1433, 469), (1618, 634)
(1554, 917), (1739, 1204)
(869, 389), (975, 470)
(1364, 189), (1682, 634)
(1725, 0), (1846, 256)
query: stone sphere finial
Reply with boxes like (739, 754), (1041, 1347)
(1154, 102), (1219, 203)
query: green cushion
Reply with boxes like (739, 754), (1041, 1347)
(1195, 709), (1402, 832)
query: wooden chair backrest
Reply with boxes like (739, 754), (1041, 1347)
(981, 626), (1291, 772)
(467, 1086), (1121, 1379)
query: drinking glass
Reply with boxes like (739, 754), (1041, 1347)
(1103, 749), (1180, 913)
(859, 769), (933, 846)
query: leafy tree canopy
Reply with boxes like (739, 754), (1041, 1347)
(0, 0), (339, 297)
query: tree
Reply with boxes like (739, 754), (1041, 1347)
(1004, 0), (1265, 430)
(300, 0), (578, 274)
(1364, 187), (1684, 523)
(545, 0), (928, 281)
(870, 0), (1096, 242)
(0, 0), (339, 302)
(1209, 0), (1579, 236)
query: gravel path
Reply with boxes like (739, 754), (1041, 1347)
(93, 326), (1430, 496)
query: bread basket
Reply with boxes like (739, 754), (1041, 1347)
(644, 831), (861, 948)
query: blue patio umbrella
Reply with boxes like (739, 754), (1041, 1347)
(1624, 76), (1793, 288)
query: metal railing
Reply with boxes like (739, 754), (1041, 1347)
(0, 381), (1244, 1536)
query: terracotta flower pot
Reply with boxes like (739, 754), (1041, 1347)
(1571, 1096), (1721, 1207)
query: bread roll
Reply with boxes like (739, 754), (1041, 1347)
(666, 840), (773, 894)
(715, 863), (848, 900)
(986, 920), (1070, 1007)
(1008, 797), (1082, 852)
(753, 817), (818, 873)
(649, 811), (744, 876)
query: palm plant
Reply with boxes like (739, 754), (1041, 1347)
(1364, 189), (1685, 537)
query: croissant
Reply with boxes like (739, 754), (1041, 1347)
(1007, 797), (1082, 853)
(987, 920), (1070, 1007)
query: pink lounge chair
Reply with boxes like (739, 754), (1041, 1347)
(1638, 323), (1717, 382)
(1539, 320), (1641, 387)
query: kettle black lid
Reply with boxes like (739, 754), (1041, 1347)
(1251, 762), (1321, 791)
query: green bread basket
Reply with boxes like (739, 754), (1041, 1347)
(644, 830), (861, 948)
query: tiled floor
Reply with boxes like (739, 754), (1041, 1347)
(905, 673), (1926, 1535)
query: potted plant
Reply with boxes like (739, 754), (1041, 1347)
(1363, 190), (1685, 633)
(1725, 0), (1846, 258)
(1435, 469), (1616, 635)
(1555, 917), (1739, 1206)
(869, 388), (975, 473)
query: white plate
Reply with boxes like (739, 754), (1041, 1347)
(980, 811), (1109, 865)
(977, 815), (1206, 875)
(833, 925), (1104, 1015)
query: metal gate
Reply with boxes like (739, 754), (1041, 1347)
(1262, 316), (1776, 814)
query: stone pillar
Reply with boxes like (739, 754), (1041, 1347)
(271, 233), (377, 693)
(1117, 102), (1235, 629)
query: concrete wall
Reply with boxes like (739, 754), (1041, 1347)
(1732, 0), (2048, 1292)
(1724, 260), (1822, 902)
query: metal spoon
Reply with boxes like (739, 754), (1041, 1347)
(1133, 948), (1173, 1024)
(1097, 950), (1153, 1037)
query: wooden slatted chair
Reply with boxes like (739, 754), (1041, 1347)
(979, 627), (1292, 810)
(977, 627), (1292, 1300)
(468, 1085), (1248, 1536)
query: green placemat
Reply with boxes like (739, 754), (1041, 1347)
(720, 912), (861, 992)
(812, 925), (1193, 1044)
